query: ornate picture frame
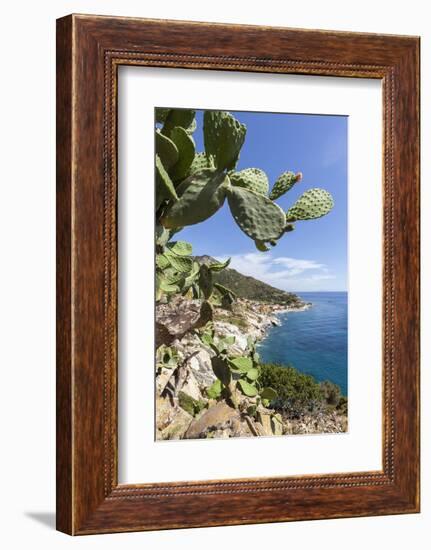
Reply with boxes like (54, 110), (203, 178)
(56, 14), (420, 534)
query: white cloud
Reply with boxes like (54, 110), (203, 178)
(217, 252), (337, 291)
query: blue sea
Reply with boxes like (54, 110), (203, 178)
(258, 292), (348, 395)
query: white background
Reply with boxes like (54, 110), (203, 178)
(118, 68), (382, 483)
(0, 1), (428, 548)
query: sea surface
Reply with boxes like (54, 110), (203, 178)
(258, 292), (348, 395)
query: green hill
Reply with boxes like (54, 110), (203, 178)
(195, 255), (303, 306)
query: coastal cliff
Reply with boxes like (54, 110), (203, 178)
(156, 295), (347, 440)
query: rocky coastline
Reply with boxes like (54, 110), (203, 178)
(155, 295), (347, 440)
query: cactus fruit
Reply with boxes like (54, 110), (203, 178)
(286, 188), (334, 221)
(155, 130), (179, 170)
(269, 171), (302, 200)
(203, 111), (246, 171)
(187, 152), (214, 176)
(161, 169), (230, 229)
(230, 168), (269, 196)
(169, 126), (196, 181)
(155, 155), (178, 208)
(226, 186), (286, 242)
(161, 108), (196, 136)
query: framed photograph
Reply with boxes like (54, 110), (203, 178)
(56, 14), (420, 535)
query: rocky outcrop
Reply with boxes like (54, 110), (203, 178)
(155, 295), (347, 441)
(156, 298), (213, 346)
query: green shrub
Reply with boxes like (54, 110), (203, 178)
(258, 363), (346, 418)
(320, 380), (341, 406)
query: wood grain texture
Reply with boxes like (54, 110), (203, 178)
(56, 14), (420, 535)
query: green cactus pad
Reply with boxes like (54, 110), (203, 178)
(206, 379), (222, 399)
(155, 155), (178, 208)
(155, 253), (171, 270)
(163, 249), (193, 272)
(203, 111), (246, 171)
(161, 169), (229, 229)
(166, 240), (193, 256)
(169, 126), (196, 181)
(269, 171), (301, 200)
(286, 188), (334, 221)
(260, 387), (277, 401)
(226, 186), (286, 242)
(162, 269), (186, 286)
(211, 356), (231, 387)
(237, 379), (258, 397)
(229, 356), (253, 373)
(157, 274), (181, 294)
(230, 168), (269, 196)
(208, 258), (231, 272)
(185, 117), (197, 134)
(155, 107), (171, 124)
(162, 109), (196, 136)
(246, 368), (259, 381)
(183, 261), (200, 287)
(198, 264), (213, 299)
(214, 282), (236, 299)
(188, 152), (214, 176)
(155, 130), (179, 170)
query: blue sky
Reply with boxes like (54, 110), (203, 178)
(177, 109), (347, 292)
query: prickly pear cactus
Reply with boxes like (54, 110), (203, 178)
(161, 108), (196, 136)
(230, 168), (269, 196)
(166, 240), (193, 256)
(161, 169), (230, 228)
(155, 107), (171, 124)
(185, 117), (197, 135)
(203, 111), (246, 171)
(269, 171), (302, 200)
(226, 186), (286, 242)
(286, 188), (334, 221)
(155, 155), (178, 209)
(164, 249), (193, 272)
(155, 130), (179, 171)
(187, 152), (214, 176)
(169, 126), (196, 181)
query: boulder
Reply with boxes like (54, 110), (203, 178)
(185, 402), (240, 439)
(179, 368), (203, 401)
(256, 410), (273, 436)
(214, 321), (249, 354)
(156, 396), (194, 440)
(156, 366), (175, 397)
(156, 298), (212, 346)
(187, 348), (216, 387)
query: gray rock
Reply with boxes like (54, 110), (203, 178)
(156, 396), (194, 440)
(185, 402), (240, 439)
(156, 298), (212, 346)
(188, 349), (216, 387)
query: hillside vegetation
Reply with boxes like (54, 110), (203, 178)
(196, 255), (304, 306)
